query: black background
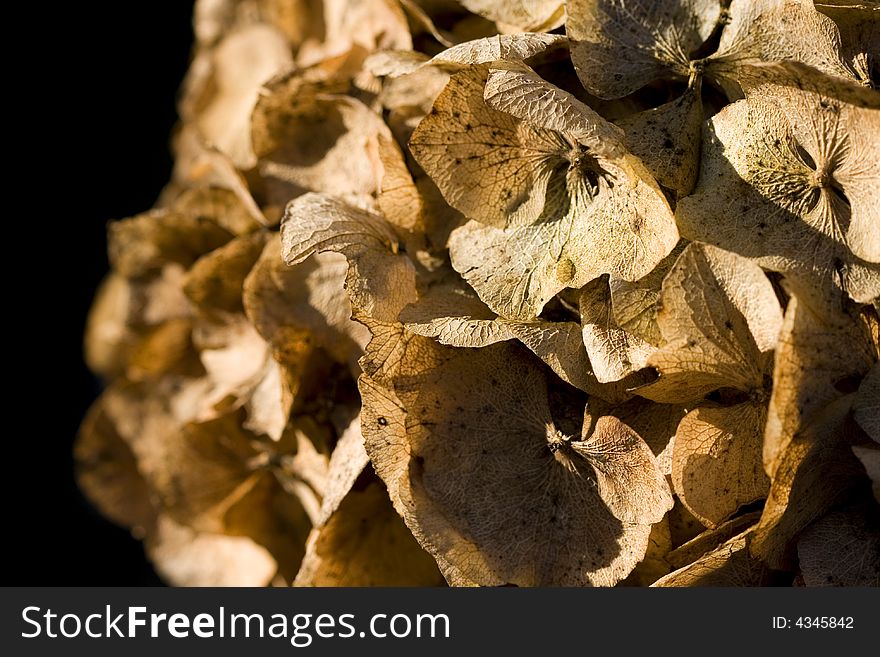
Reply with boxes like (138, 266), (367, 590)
(12, 2), (196, 584)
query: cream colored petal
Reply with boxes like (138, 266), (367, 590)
(580, 277), (656, 384)
(188, 24), (293, 169)
(147, 515), (277, 587)
(567, 0), (720, 99)
(676, 86), (880, 311)
(459, 0), (565, 32)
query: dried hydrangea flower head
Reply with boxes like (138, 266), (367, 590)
(79, 0), (880, 587)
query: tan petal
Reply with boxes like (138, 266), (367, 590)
(620, 519), (672, 586)
(147, 515), (277, 587)
(183, 232), (268, 315)
(712, 0), (863, 86)
(193, 0), (316, 48)
(84, 271), (192, 379)
(360, 336), (661, 586)
(640, 242), (782, 404)
(126, 319), (202, 383)
(676, 85), (880, 311)
(410, 65), (570, 229)
(149, 411), (264, 532)
(814, 1), (880, 87)
(429, 32), (568, 68)
(506, 319), (615, 397)
(370, 33), (567, 143)
(400, 278), (516, 347)
(314, 415), (370, 526)
(244, 233), (370, 370)
(192, 316), (276, 417)
(172, 185), (266, 236)
(585, 396), (688, 477)
(607, 240), (686, 348)
(572, 416), (674, 525)
(282, 194), (419, 325)
(296, 0), (412, 66)
(615, 85), (704, 197)
(413, 64), (676, 318)
(376, 133), (429, 253)
(672, 401), (770, 528)
(169, 131), (269, 228)
(580, 277), (656, 383)
(483, 61), (626, 154)
(282, 192), (401, 265)
(108, 209), (233, 278)
(253, 82), (390, 207)
(222, 467), (313, 581)
(653, 530), (771, 586)
(74, 386), (157, 536)
(185, 24), (293, 169)
(295, 475), (445, 586)
(751, 394), (866, 569)
(764, 296), (876, 476)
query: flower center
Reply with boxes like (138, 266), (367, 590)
(566, 144), (611, 199)
(811, 168), (832, 189)
(545, 425), (580, 472)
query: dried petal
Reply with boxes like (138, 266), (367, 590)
(147, 515), (277, 587)
(244, 233), (370, 370)
(183, 232), (268, 315)
(361, 337), (668, 586)
(764, 296), (876, 475)
(797, 507), (880, 586)
(75, 385), (157, 535)
(672, 401), (769, 527)
(459, 1), (565, 32)
(580, 277), (656, 384)
(676, 84), (880, 311)
(108, 210), (233, 278)
(253, 82), (391, 207)
(640, 242), (782, 404)
(666, 510), (762, 569)
(854, 363), (879, 442)
(281, 193), (419, 322)
(751, 394), (866, 569)
(185, 24), (293, 169)
(567, 0), (720, 98)
(653, 530), (771, 586)
(414, 64), (676, 318)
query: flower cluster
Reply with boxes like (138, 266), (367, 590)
(79, 0), (879, 586)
